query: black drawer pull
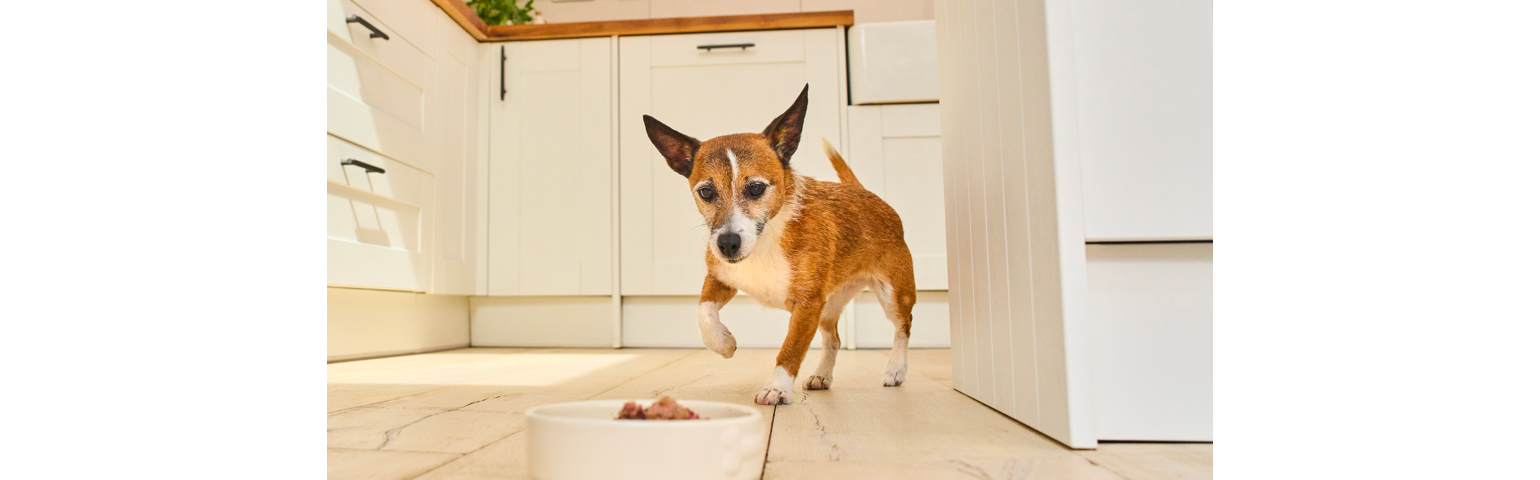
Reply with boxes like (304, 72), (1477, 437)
(342, 158), (386, 174)
(698, 43), (754, 51)
(346, 15), (390, 40)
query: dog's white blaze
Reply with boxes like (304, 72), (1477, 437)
(725, 148), (738, 178)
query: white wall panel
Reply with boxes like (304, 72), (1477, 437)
(1087, 243), (1212, 441)
(648, 0), (801, 19)
(526, 0), (936, 24)
(527, 0), (650, 23)
(935, 0), (1096, 448)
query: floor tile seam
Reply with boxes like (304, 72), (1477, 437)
(327, 446), (466, 456)
(328, 348), (594, 384)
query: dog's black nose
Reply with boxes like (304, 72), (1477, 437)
(717, 233), (741, 258)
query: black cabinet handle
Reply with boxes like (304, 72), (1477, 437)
(347, 15), (390, 40)
(342, 158), (386, 174)
(500, 46), (507, 101)
(698, 43), (754, 52)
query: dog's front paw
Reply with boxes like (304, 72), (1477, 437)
(754, 385), (791, 405)
(701, 327), (737, 359)
(804, 374), (832, 390)
(882, 368), (906, 387)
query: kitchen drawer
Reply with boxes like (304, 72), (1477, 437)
(327, 134), (434, 291)
(848, 21), (939, 104)
(327, 0), (430, 87)
(327, 134), (430, 206)
(332, 0), (437, 55)
(647, 29), (808, 67)
(327, 31), (428, 168)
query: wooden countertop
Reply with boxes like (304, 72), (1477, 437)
(427, 0), (852, 42)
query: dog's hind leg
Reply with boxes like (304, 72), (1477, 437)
(874, 266), (916, 387)
(805, 281), (863, 390)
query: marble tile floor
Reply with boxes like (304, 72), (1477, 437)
(328, 347), (1212, 480)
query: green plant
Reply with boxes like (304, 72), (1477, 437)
(466, 0), (536, 26)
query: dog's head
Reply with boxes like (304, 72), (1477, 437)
(642, 85), (810, 264)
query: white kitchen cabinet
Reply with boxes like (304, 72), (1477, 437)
(429, 14), (485, 295)
(328, 0), (489, 294)
(327, 0), (438, 292)
(847, 103), (948, 291)
(619, 28), (845, 295)
(487, 38), (615, 296)
(326, 134), (434, 291)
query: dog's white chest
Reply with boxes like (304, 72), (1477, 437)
(714, 239), (792, 310)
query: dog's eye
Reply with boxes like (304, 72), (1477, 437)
(697, 186), (716, 202)
(745, 182), (767, 199)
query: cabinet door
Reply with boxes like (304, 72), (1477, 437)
(488, 38), (614, 296)
(847, 104), (948, 290)
(619, 29), (843, 295)
(327, 134), (433, 291)
(429, 14), (483, 295)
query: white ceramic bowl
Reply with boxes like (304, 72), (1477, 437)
(525, 399), (766, 480)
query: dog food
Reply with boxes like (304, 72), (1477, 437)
(615, 396), (704, 420)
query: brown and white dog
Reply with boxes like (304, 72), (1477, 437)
(642, 85), (916, 405)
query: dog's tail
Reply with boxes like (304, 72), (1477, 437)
(821, 137), (863, 189)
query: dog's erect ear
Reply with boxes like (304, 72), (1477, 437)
(644, 115), (700, 177)
(761, 84), (809, 167)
